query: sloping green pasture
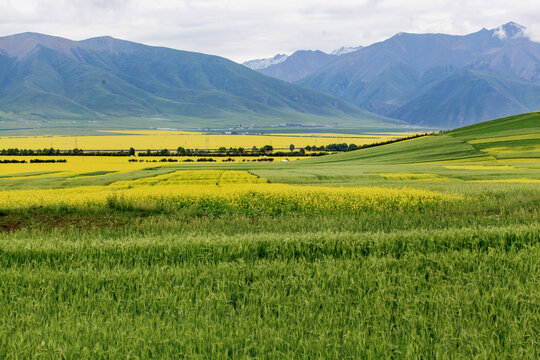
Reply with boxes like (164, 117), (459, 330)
(252, 112), (540, 187)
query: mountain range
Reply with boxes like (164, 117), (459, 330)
(245, 22), (540, 128)
(243, 46), (362, 81)
(0, 23), (538, 133)
(0, 33), (395, 132)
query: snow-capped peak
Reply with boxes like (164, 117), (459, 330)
(243, 54), (288, 70)
(331, 46), (362, 56)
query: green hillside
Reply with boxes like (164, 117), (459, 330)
(252, 112), (540, 186)
(308, 111), (540, 164)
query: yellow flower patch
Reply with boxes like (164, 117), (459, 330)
(376, 173), (455, 181)
(0, 170), (466, 212)
(444, 165), (519, 170)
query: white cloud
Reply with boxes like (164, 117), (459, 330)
(493, 26), (508, 39)
(0, 0), (538, 62)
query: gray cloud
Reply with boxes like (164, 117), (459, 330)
(0, 0), (538, 62)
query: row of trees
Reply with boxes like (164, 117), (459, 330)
(0, 134), (429, 158)
(140, 144), (357, 157)
(141, 145), (277, 157)
(1, 144), (347, 157)
(128, 157), (277, 164)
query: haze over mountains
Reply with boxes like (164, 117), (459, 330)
(0, 33), (394, 132)
(245, 22), (540, 128)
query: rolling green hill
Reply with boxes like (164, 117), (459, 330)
(306, 111), (540, 164)
(252, 112), (540, 185)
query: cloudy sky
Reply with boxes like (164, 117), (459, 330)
(0, 0), (539, 62)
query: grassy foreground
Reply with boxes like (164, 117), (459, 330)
(1, 192), (539, 359)
(0, 113), (539, 358)
(1, 194), (539, 359)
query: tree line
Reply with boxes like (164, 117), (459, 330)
(0, 133), (429, 157)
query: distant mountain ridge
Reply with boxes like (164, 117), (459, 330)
(245, 22), (540, 128)
(242, 45), (363, 82)
(0, 32), (397, 130)
(257, 51), (337, 83)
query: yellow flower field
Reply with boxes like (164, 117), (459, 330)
(0, 130), (409, 151)
(376, 173), (455, 181)
(444, 165), (519, 170)
(0, 156), (152, 178)
(0, 156), (299, 179)
(0, 170), (466, 212)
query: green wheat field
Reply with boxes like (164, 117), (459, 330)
(1, 112), (539, 358)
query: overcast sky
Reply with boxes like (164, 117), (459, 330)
(0, 0), (539, 62)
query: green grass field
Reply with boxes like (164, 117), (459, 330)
(1, 113), (539, 358)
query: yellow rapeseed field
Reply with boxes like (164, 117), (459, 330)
(0, 170), (466, 212)
(0, 131), (408, 151)
(444, 165), (519, 170)
(376, 173), (455, 181)
(0, 156), (151, 178)
(0, 156), (300, 179)
(496, 158), (540, 163)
